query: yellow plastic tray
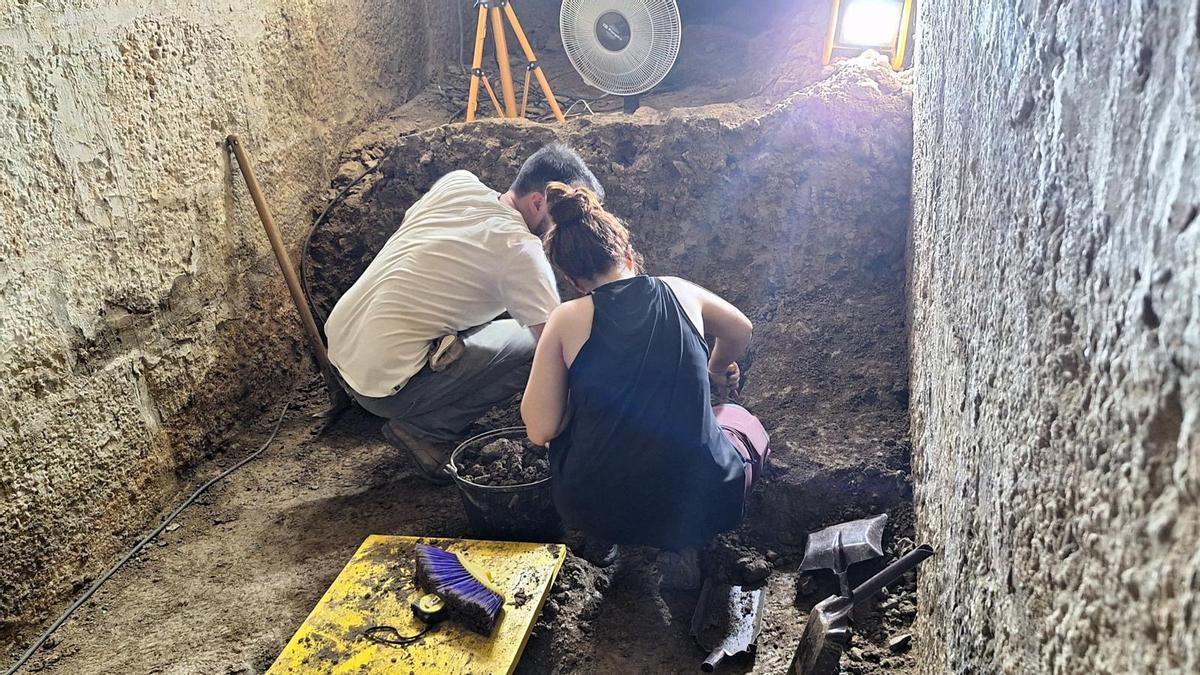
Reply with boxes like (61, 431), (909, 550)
(268, 535), (566, 674)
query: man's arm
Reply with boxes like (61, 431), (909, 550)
(498, 239), (560, 339)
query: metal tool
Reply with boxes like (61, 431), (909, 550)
(690, 580), (766, 672)
(790, 544), (934, 675)
(799, 513), (888, 598)
(226, 135), (350, 419)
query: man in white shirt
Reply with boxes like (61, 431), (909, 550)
(324, 144), (603, 484)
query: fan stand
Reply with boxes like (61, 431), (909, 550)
(467, 0), (566, 123)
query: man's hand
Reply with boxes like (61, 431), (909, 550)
(710, 363), (741, 403)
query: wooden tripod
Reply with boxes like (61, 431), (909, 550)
(467, 0), (565, 123)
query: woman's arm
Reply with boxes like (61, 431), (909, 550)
(663, 276), (753, 396)
(702, 289), (753, 378)
(521, 309), (571, 445)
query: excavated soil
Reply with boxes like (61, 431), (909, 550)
(306, 53), (915, 553)
(2, 386), (919, 674)
(456, 438), (550, 487)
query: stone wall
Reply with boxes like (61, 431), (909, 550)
(910, 1), (1199, 672)
(0, 0), (454, 631)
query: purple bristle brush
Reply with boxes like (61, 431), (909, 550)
(414, 544), (505, 634)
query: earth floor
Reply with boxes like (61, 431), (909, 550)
(3, 382), (919, 675)
(2, 5), (921, 671)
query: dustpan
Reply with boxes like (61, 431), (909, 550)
(268, 535), (566, 674)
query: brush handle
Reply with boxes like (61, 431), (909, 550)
(701, 648), (725, 672)
(851, 544), (934, 604)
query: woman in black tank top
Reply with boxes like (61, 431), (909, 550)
(521, 183), (770, 557)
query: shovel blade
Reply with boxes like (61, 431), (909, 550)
(789, 595), (853, 675)
(690, 581), (767, 670)
(800, 513), (888, 572)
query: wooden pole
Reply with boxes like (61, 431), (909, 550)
(822, 0), (844, 65)
(226, 135), (349, 414)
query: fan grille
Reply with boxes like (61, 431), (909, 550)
(560, 0), (681, 96)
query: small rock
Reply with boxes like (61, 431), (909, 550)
(738, 557), (771, 584)
(848, 647), (865, 661)
(334, 160), (366, 186)
(164, 523), (181, 533)
(541, 599), (559, 619)
(888, 633), (913, 652)
(765, 549), (780, 563)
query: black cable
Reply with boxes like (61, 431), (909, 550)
(362, 624), (431, 646)
(300, 162), (384, 326)
(456, 0), (467, 76)
(4, 400), (293, 675)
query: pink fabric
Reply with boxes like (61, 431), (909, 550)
(714, 403), (770, 492)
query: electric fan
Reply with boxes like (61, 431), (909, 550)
(559, 0), (682, 113)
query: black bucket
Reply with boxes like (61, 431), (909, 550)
(448, 427), (563, 542)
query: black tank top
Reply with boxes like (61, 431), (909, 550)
(550, 276), (746, 550)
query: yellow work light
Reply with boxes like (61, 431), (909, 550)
(822, 0), (914, 70)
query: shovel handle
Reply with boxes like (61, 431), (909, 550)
(701, 648), (725, 672)
(851, 544), (934, 603)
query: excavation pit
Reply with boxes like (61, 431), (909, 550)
(308, 53), (916, 553)
(2, 6), (919, 674)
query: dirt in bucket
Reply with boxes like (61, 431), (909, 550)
(457, 437), (551, 487)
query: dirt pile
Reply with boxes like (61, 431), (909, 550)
(456, 437), (550, 486)
(705, 533), (775, 587)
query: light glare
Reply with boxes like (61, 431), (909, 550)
(839, 0), (903, 48)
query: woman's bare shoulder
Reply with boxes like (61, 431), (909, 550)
(659, 275), (706, 299)
(547, 295), (594, 327)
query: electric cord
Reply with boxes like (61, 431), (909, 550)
(300, 157), (388, 326)
(456, 0), (467, 76)
(3, 400), (294, 675)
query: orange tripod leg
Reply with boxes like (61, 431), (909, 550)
(466, 4), (489, 122)
(503, 3), (566, 122)
(490, 5), (518, 117)
(520, 65), (532, 118)
(481, 75), (505, 118)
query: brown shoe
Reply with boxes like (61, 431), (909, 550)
(381, 421), (453, 486)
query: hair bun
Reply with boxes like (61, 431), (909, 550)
(545, 181), (600, 226)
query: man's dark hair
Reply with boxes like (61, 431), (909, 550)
(510, 143), (605, 201)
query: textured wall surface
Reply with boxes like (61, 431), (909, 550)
(910, 1), (1199, 672)
(0, 0), (453, 630)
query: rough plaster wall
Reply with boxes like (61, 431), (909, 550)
(0, 0), (453, 630)
(910, 1), (1199, 672)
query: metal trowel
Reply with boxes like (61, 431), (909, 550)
(799, 514), (888, 597)
(689, 580), (766, 671)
